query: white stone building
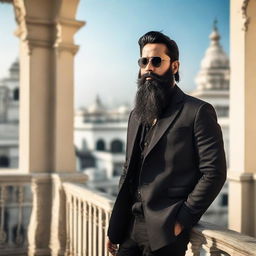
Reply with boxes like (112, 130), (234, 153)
(74, 95), (130, 196)
(0, 59), (19, 168)
(189, 21), (229, 227)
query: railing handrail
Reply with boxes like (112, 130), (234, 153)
(63, 182), (115, 211)
(63, 182), (256, 256)
(192, 221), (256, 256)
(0, 170), (32, 184)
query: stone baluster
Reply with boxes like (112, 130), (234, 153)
(82, 202), (87, 256)
(93, 205), (97, 256)
(65, 194), (71, 256)
(16, 185), (24, 245)
(202, 243), (224, 256)
(88, 202), (92, 256)
(98, 208), (103, 256)
(75, 198), (78, 255)
(0, 186), (7, 246)
(70, 196), (74, 255)
(186, 235), (203, 256)
(105, 211), (110, 256)
(77, 199), (82, 256)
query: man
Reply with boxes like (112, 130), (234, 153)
(106, 31), (227, 256)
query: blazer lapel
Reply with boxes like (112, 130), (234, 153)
(144, 85), (185, 159)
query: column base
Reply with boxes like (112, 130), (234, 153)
(228, 171), (256, 237)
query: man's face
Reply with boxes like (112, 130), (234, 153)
(140, 43), (179, 78)
(140, 43), (171, 78)
(134, 43), (179, 125)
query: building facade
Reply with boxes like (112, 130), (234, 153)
(74, 95), (130, 196)
(0, 59), (19, 168)
(190, 21), (229, 226)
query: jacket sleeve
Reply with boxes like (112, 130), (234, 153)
(176, 102), (227, 229)
(118, 110), (133, 191)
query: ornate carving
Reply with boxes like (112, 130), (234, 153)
(12, 0), (32, 54)
(241, 0), (250, 31)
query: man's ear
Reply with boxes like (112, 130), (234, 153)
(171, 60), (180, 74)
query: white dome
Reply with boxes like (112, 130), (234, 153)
(195, 21), (229, 91)
(200, 27), (229, 70)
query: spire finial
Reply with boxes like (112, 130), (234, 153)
(213, 18), (218, 30)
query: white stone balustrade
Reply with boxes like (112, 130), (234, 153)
(63, 182), (256, 256)
(0, 170), (32, 255)
(63, 182), (114, 256)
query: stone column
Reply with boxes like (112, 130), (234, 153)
(12, 0), (86, 255)
(229, 0), (256, 237)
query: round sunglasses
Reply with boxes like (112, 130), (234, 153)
(138, 56), (170, 68)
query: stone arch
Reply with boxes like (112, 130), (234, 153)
(110, 139), (124, 153)
(96, 139), (106, 151)
(13, 87), (19, 100)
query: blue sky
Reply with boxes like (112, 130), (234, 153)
(0, 0), (229, 109)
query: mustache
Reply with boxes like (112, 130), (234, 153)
(138, 70), (173, 85)
(140, 72), (163, 82)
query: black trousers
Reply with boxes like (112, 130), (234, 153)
(117, 214), (191, 256)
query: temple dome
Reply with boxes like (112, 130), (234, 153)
(195, 20), (229, 91)
(200, 29), (229, 69)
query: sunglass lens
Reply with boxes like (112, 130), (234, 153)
(138, 57), (148, 67)
(151, 57), (162, 67)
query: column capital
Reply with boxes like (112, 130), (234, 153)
(13, 0), (85, 55)
(54, 17), (85, 55)
(241, 0), (250, 31)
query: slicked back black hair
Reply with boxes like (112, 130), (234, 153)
(138, 31), (180, 82)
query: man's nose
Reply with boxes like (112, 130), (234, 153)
(145, 60), (155, 72)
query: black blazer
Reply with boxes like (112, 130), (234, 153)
(107, 84), (227, 252)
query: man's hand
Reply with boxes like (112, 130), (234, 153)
(174, 221), (184, 236)
(106, 238), (118, 255)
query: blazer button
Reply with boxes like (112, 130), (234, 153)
(144, 142), (148, 147)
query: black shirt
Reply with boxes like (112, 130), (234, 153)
(130, 120), (157, 216)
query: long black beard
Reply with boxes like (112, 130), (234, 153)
(134, 67), (175, 126)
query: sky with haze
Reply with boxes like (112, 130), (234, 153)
(0, 0), (229, 109)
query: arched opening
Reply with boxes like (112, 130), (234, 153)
(0, 156), (10, 167)
(110, 139), (123, 153)
(96, 139), (105, 151)
(13, 87), (19, 101)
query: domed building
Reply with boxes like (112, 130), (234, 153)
(190, 21), (229, 227)
(74, 95), (131, 196)
(190, 20), (229, 167)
